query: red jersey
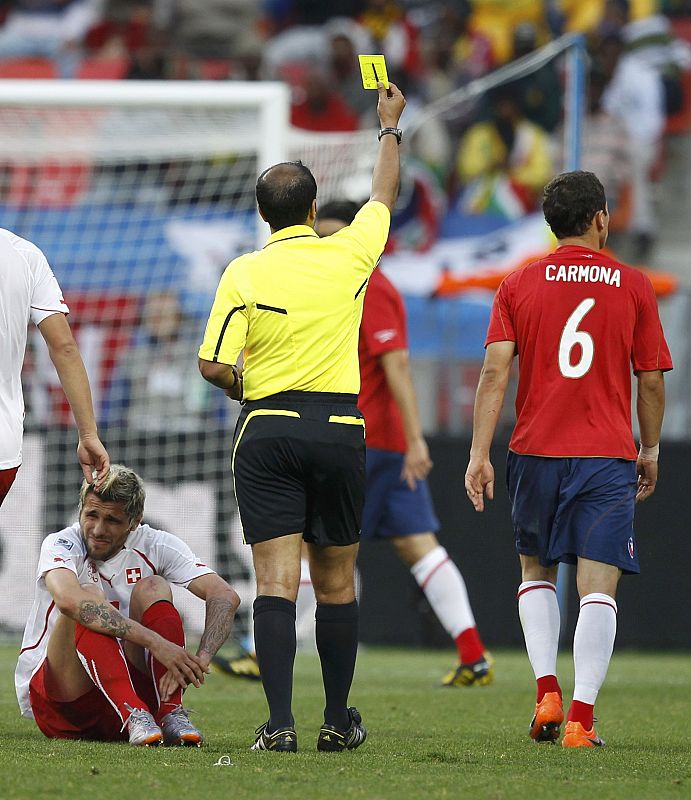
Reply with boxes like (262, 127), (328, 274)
(358, 268), (408, 453)
(486, 245), (673, 459)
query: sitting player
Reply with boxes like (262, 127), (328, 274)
(15, 464), (240, 746)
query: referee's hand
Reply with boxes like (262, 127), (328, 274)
(377, 81), (405, 128)
(465, 456), (494, 513)
(224, 366), (243, 401)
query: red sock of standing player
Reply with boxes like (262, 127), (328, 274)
(141, 600), (186, 720)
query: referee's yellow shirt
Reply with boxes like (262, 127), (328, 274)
(199, 200), (390, 400)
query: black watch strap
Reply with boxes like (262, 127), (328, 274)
(378, 127), (402, 144)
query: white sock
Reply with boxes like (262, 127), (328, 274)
(296, 557), (316, 650)
(518, 581), (561, 679)
(410, 546), (476, 638)
(573, 593), (617, 705)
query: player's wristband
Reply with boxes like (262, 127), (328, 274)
(638, 443), (659, 462)
(229, 364), (240, 387)
(378, 127), (402, 144)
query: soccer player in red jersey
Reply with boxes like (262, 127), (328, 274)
(465, 171), (672, 747)
(317, 201), (492, 688)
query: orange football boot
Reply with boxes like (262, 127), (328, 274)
(561, 720), (605, 748)
(529, 691), (564, 742)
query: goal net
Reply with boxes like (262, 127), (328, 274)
(0, 80), (290, 639)
(0, 35), (585, 640)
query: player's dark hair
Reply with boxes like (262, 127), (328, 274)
(317, 200), (360, 226)
(256, 160), (318, 231)
(542, 171), (607, 239)
(79, 464), (146, 524)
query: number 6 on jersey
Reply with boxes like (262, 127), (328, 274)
(559, 298), (595, 379)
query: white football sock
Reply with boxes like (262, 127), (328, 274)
(572, 593), (617, 705)
(410, 545), (476, 638)
(296, 557), (316, 649)
(518, 581), (561, 679)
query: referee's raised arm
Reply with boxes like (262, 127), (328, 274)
(370, 82), (406, 211)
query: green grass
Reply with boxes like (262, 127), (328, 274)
(1, 643), (689, 800)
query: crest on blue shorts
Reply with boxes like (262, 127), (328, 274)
(628, 537), (635, 559)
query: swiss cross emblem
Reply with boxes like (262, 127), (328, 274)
(126, 568), (142, 584)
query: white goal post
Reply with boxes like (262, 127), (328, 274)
(0, 79), (291, 248)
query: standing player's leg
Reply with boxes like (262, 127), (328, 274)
(38, 584), (162, 744)
(507, 453), (566, 741)
(308, 541), (366, 752)
(561, 457), (635, 748)
(251, 532), (303, 750)
(518, 555), (563, 741)
(562, 558), (620, 748)
(394, 532), (492, 686)
(125, 575), (203, 746)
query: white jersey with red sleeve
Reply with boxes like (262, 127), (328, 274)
(0, 228), (69, 469)
(485, 245), (673, 459)
(15, 522), (214, 719)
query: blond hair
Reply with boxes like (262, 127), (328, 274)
(79, 464), (146, 523)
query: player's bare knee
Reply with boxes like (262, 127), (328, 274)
(256, 578), (299, 602)
(130, 575), (172, 611)
(391, 533), (436, 565)
(311, 569), (355, 604)
(314, 586), (355, 605)
(520, 555), (557, 584)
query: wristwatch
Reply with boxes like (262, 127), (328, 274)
(378, 127), (403, 144)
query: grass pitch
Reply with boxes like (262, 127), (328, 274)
(0, 643), (688, 800)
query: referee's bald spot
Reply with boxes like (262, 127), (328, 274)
(258, 162), (306, 193)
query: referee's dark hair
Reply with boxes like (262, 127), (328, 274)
(543, 171), (607, 239)
(256, 161), (318, 231)
(317, 200), (360, 226)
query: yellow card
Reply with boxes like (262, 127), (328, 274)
(358, 55), (389, 90)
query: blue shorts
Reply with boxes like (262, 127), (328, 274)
(506, 452), (639, 574)
(361, 448), (440, 540)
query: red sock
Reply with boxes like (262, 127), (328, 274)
(567, 700), (594, 730)
(536, 675), (562, 703)
(141, 600), (185, 720)
(74, 623), (145, 725)
(455, 626), (485, 664)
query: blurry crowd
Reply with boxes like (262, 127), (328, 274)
(1, 1), (690, 260)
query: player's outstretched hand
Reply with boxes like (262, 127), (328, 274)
(465, 456), (494, 513)
(77, 434), (110, 489)
(402, 437), (433, 490)
(377, 81), (405, 129)
(635, 457), (658, 503)
(150, 636), (209, 699)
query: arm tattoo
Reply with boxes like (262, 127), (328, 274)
(198, 597), (235, 658)
(78, 600), (132, 639)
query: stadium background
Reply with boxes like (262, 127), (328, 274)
(0, 0), (690, 650)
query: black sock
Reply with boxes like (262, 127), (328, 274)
(253, 595), (297, 732)
(315, 600), (359, 730)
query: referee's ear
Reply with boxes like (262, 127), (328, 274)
(306, 199), (317, 228)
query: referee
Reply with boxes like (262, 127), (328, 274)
(198, 81), (405, 753)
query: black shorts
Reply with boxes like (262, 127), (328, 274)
(232, 391), (365, 546)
